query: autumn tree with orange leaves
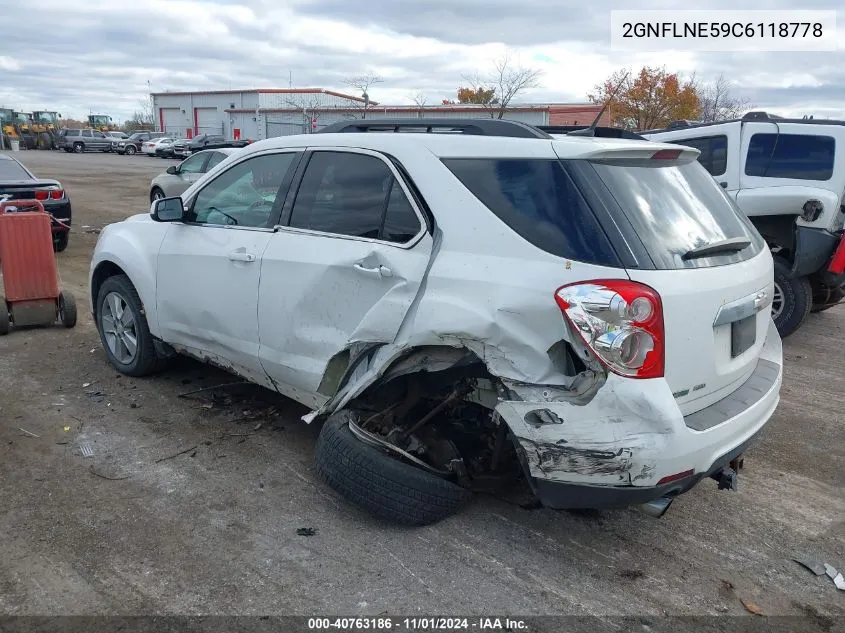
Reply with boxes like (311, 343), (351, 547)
(589, 66), (701, 131)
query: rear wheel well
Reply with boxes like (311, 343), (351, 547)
(751, 215), (797, 260)
(91, 261), (128, 308)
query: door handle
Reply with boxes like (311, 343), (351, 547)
(353, 263), (392, 278)
(228, 251), (256, 262)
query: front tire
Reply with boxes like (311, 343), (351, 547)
(772, 256), (812, 337)
(95, 275), (166, 376)
(125, 145), (136, 155)
(315, 409), (473, 526)
(150, 187), (165, 203)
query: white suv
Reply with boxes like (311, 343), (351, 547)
(644, 112), (845, 336)
(89, 119), (783, 525)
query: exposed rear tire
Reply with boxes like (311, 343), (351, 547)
(772, 256), (812, 337)
(73, 142), (84, 153)
(315, 409), (473, 526)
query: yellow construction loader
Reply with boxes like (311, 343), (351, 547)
(0, 110), (36, 149)
(31, 111), (61, 149)
(88, 114), (118, 132)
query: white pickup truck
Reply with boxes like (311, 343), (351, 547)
(645, 111), (845, 337)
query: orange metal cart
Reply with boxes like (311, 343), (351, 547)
(0, 199), (76, 334)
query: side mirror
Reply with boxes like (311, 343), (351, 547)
(151, 197), (184, 222)
(166, 165), (178, 175)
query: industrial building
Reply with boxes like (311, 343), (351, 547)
(151, 88), (607, 140)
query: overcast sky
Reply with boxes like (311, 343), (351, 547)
(1, 0), (843, 122)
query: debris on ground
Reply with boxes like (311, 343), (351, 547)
(618, 569), (645, 580)
(88, 465), (130, 481)
(794, 556), (827, 576)
(824, 564), (845, 591)
(296, 527), (316, 536)
(17, 427), (40, 438)
(78, 442), (94, 458)
(741, 599), (764, 616)
(155, 445), (198, 463)
(85, 390), (106, 403)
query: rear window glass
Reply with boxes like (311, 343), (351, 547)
(0, 159), (30, 180)
(745, 133), (835, 180)
(442, 158), (621, 266)
(671, 135), (727, 176)
(580, 160), (763, 270)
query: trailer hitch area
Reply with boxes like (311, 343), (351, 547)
(711, 467), (739, 491)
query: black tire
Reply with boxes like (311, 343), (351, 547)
(73, 142), (84, 153)
(95, 274), (166, 376)
(53, 231), (69, 253)
(315, 410), (473, 526)
(37, 133), (50, 150)
(150, 187), (165, 203)
(125, 145), (136, 155)
(59, 291), (77, 328)
(811, 287), (844, 313)
(772, 256), (812, 337)
(0, 297), (9, 335)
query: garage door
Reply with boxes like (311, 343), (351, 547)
(195, 107), (219, 136)
(160, 108), (183, 137)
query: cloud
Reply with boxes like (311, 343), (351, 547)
(0, 0), (843, 122)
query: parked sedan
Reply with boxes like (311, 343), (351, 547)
(0, 153), (72, 251)
(171, 134), (251, 159)
(142, 137), (176, 156)
(149, 148), (239, 201)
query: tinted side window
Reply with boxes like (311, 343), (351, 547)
(82, 130), (92, 138)
(442, 158), (620, 266)
(745, 133), (835, 180)
(190, 153), (297, 228)
(383, 180), (421, 242)
(289, 151), (420, 243)
(673, 135), (727, 176)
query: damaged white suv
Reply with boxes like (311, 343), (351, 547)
(89, 119), (783, 525)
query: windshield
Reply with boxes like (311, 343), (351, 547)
(34, 113), (58, 123)
(571, 159), (765, 270)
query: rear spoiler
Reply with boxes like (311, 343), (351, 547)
(538, 126), (647, 140)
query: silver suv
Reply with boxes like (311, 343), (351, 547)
(59, 128), (112, 153)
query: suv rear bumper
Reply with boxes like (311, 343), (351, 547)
(497, 320), (783, 510)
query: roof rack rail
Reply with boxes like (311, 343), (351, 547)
(316, 118), (553, 139)
(537, 125), (647, 140)
(741, 111), (785, 122)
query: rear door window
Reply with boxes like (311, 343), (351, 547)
(745, 133), (835, 180)
(572, 159), (764, 270)
(288, 151), (421, 243)
(442, 158), (621, 266)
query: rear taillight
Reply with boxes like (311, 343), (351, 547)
(554, 280), (665, 379)
(651, 149), (682, 160)
(50, 189), (64, 200)
(34, 190), (49, 200)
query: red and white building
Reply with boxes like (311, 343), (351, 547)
(151, 88), (608, 140)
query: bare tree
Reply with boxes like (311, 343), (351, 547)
(698, 74), (753, 123)
(489, 50), (542, 119)
(410, 90), (427, 117)
(343, 73), (384, 119)
(284, 97), (323, 133)
(459, 72), (499, 117)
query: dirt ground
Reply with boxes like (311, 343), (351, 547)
(1, 150), (844, 622)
